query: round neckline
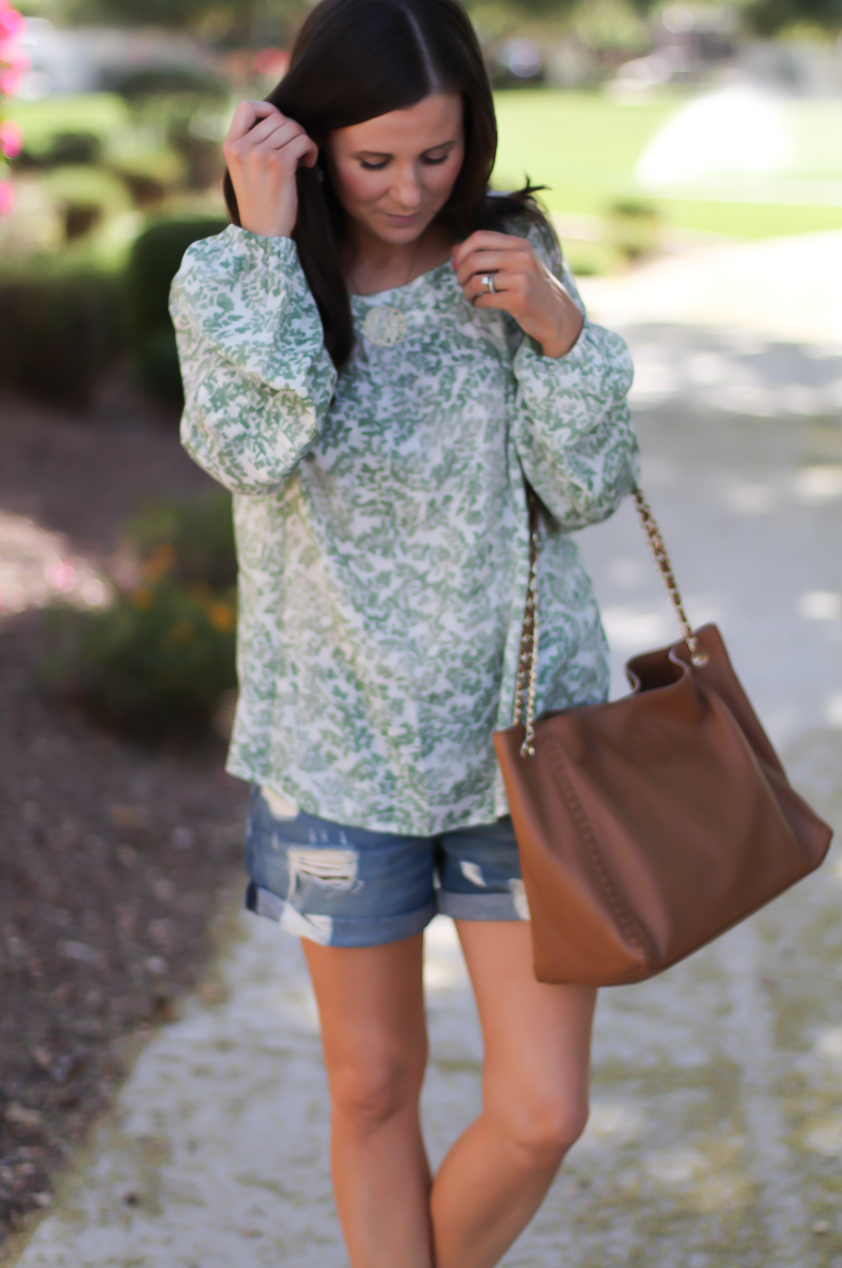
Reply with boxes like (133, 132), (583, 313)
(350, 259), (454, 304)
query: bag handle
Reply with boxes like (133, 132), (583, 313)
(513, 486), (709, 757)
(631, 488), (709, 668)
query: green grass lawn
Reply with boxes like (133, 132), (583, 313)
(492, 88), (842, 240)
(6, 87), (842, 251)
(493, 89), (675, 210)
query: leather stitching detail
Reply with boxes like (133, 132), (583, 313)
(543, 737), (654, 968)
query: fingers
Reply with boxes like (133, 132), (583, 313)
(451, 230), (526, 272)
(274, 130), (319, 169)
(462, 264), (541, 317)
(465, 269), (514, 307)
(236, 111), (292, 150)
(225, 108), (318, 171)
(453, 227), (584, 354)
(259, 119), (314, 155)
(454, 247), (533, 289)
(254, 127), (318, 172)
(226, 99), (281, 144)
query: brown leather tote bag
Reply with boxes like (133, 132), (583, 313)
(493, 489), (833, 987)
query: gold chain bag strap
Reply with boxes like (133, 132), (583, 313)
(494, 486), (832, 987)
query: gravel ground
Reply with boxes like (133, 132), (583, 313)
(0, 375), (250, 1244)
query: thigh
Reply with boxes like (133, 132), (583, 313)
(456, 921), (597, 1123)
(303, 934), (429, 1107)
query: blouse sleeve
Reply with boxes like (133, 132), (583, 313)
(511, 220), (640, 530)
(169, 225), (337, 496)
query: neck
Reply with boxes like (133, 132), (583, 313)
(344, 218), (452, 296)
(350, 221), (420, 273)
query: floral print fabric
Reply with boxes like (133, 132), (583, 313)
(170, 218), (639, 835)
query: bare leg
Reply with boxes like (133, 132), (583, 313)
(302, 933), (433, 1268)
(430, 921), (597, 1268)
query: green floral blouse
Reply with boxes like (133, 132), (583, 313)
(170, 218), (639, 835)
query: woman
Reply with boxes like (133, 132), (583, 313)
(170, 0), (638, 1263)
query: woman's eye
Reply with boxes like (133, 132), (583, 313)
(422, 154), (449, 166)
(359, 159), (389, 171)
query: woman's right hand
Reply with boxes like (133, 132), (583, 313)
(222, 101), (318, 239)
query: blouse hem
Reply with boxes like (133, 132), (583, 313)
(224, 754), (506, 838)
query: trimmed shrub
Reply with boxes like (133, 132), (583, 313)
(123, 493), (236, 590)
(2, 94), (131, 165)
(48, 578), (237, 742)
(0, 272), (125, 409)
(606, 198), (662, 262)
(41, 165), (132, 231)
(47, 494), (238, 742)
(127, 216), (227, 402)
(46, 131), (103, 167)
(105, 67), (229, 102)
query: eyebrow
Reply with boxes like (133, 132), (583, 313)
(351, 139), (458, 159)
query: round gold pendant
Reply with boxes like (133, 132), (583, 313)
(362, 305), (407, 348)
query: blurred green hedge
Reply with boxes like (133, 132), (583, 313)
(0, 215), (228, 410)
(2, 90), (229, 409)
(0, 272), (125, 409)
(104, 66), (229, 102)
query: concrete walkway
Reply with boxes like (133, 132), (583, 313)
(579, 229), (842, 349)
(7, 233), (842, 1268)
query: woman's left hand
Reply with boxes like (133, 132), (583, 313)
(452, 231), (584, 359)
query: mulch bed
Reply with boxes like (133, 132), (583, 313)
(0, 377), (250, 1247)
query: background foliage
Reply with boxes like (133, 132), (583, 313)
(18, 0), (842, 36)
(47, 494), (238, 741)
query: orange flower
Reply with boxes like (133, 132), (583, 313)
(142, 544), (176, 584)
(131, 587), (153, 610)
(207, 601), (235, 633)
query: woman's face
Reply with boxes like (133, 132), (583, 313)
(325, 92), (464, 245)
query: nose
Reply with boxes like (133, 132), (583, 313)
(391, 163), (423, 210)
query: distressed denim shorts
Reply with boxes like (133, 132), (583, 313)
(244, 786), (529, 947)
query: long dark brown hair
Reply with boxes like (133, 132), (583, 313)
(223, 0), (550, 369)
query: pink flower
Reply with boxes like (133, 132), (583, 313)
(0, 41), (28, 70)
(0, 9), (24, 43)
(0, 68), (23, 95)
(0, 179), (14, 215)
(253, 48), (289, 77)
(0, 118), (21, 158)
(48, 559), (77, 591)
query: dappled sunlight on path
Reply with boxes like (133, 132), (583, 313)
(0, 511), (110, 618)
(579, 230), (842, 348)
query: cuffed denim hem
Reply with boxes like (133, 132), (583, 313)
(437, 889), (529, 922)
(245, 882), (438, 947)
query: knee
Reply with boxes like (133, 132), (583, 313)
(328, 1048), (426, 1134)
(491, 1088), (589, 1169)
